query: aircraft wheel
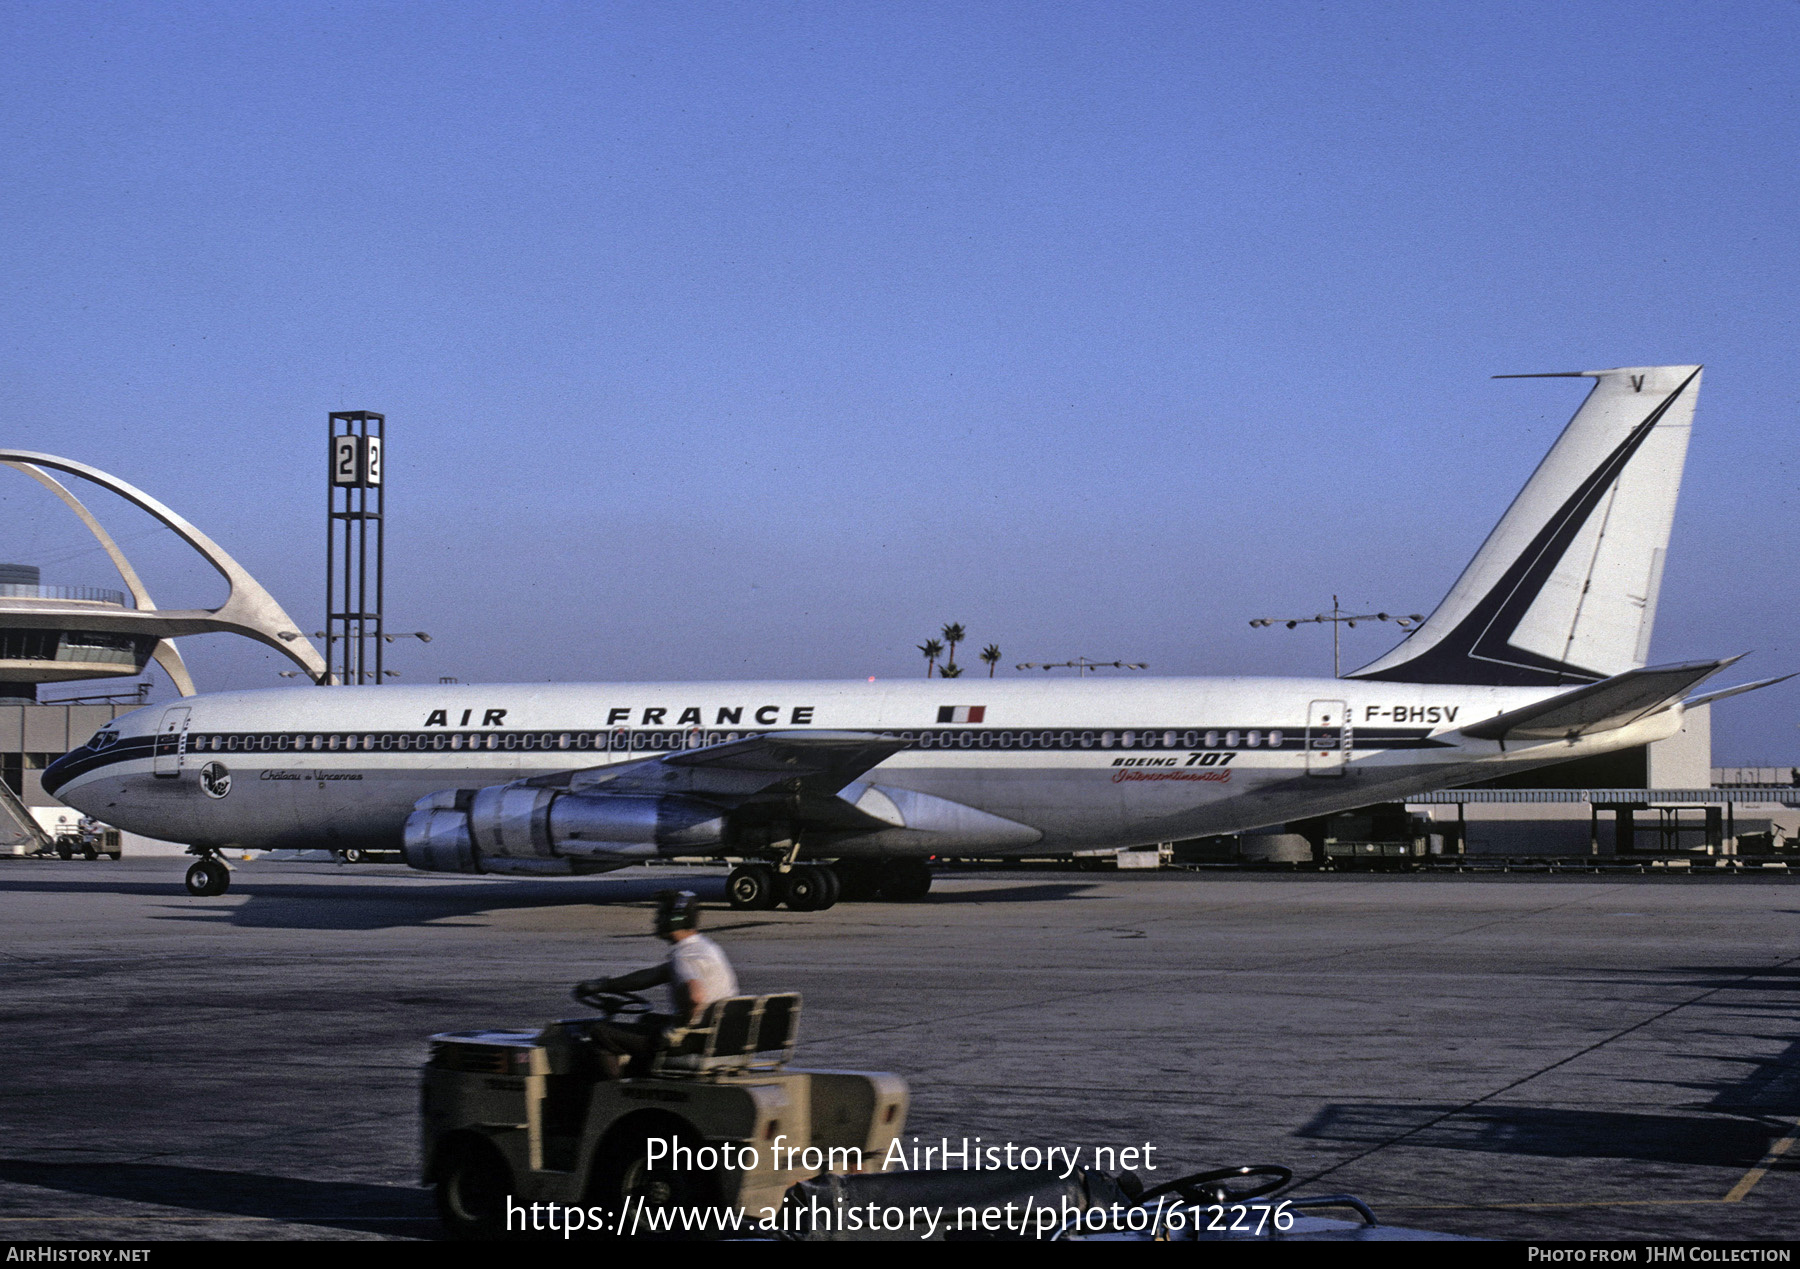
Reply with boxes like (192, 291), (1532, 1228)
(342, 847), (365, 864)
(834, 861), (881, 902)
(725, 864), (778, 911)
(811, 865), (840, 911)
(184, 859), (230, 897)
(434, 1135), (514, 1240)
(878, 858), (932, 902)
(781, 866), (823, 911)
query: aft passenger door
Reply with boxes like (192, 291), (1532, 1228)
(152, 707), (191, 778)
(1305, 699), (1349, 777)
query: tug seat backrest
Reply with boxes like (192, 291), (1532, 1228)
(654, 992), (803, 1075)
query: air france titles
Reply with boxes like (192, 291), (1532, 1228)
(418, 706), (817, 728)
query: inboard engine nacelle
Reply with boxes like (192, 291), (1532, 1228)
(400, 785), (728, 874)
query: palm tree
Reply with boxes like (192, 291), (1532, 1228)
(918, 638), (943, 678)
(980, 644), (1001, 677)
(938, 661), (964, 678)
(941, 623), (966, 673)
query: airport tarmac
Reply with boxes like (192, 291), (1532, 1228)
(0, 857), (1796, 1242)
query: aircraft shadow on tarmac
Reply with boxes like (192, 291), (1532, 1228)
(1299, 963), (1800, 1171)
(0, 871), (730, 932)
(0, 1159), (436, 1238)
(0, 869), (1106, 931)
(153, 877), (1106, 928)
(1295, 1103), (1779, 1169)
(904, 881), (1102, 905)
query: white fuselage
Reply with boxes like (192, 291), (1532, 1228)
(46, 675), (1682, 860)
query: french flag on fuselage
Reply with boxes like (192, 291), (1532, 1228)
(936, 705), (986, 724)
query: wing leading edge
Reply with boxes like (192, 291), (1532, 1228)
(522, 730), (910, 806)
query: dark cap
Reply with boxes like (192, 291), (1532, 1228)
(655, 889), (700, 936)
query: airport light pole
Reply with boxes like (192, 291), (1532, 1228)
(1249, 596), (1422, 677)
(306, 631), (430, 681)
(1014, 658), (1149, 676)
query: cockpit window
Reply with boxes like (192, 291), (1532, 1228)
(88, 730), (119, 750)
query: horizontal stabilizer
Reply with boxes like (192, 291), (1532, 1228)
(1683, 672), (1796, 710)
(1459, 657), (1740, 743)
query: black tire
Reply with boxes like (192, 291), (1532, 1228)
(811, 865), (840, 911)
(833, 861), (874, 902)
(81, 846), (98, 861)
(587, 1116), (721, 1240)
(55, 843), (72, 861)
(184, 859), (230, 897)
(878, 858), (933, 902)
(342, 847), (365, 864)
(725, 864), (778, 911)
(435, 1135), (514, 1240)
(781, 866), (822, 911)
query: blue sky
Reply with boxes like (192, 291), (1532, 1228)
(2, 1), (1795, 761)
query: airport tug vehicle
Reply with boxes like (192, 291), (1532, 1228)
(421, 988), (907, 1238)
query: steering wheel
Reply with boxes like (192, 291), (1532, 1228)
(571, 984), (655, 1017)
(1138, 1165), (1293, 1205)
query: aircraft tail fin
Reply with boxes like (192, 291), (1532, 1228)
(1350, 365), (1701, 686)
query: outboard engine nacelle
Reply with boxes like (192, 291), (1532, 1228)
(400, 784), (727, 873)
(403, 790), (479, 873)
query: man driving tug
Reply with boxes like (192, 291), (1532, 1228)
(574, 890), (738, 1077)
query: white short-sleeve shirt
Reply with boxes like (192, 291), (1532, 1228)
(667, 933), (738, 1013)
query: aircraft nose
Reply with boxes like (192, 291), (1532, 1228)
(41, 727), (123, 801)
(41, 749), (80, 799)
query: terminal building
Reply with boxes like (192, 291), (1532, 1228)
(0, 562), (161, 853)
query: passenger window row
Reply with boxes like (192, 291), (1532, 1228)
(179, 727), (1289, 755)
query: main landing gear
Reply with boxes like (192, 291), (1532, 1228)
(725, 858), (932, 911)
(183, 852), (231, 897)
(725, 863), (836, 911)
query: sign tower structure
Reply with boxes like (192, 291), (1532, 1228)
(327, 412), (385, 686)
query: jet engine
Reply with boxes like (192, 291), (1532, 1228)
(400, 784), (728, 875)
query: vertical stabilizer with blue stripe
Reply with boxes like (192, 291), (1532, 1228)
(1350, 365), (1700, 687)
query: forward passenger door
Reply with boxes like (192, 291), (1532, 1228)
(152, 707), (191, 778)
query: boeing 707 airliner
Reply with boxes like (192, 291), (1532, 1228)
(44, 365), (1788, 904)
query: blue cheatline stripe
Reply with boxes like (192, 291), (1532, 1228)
(42, 723), (1452, 794)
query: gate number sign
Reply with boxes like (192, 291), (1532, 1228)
(330, 435), (383, 487)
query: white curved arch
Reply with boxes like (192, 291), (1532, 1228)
(10, 464), (198, 695)
(0, 451), (328, 684)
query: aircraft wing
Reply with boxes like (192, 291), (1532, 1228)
(1458, 657), (1743, 744)
(520, 730), (909, 805)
